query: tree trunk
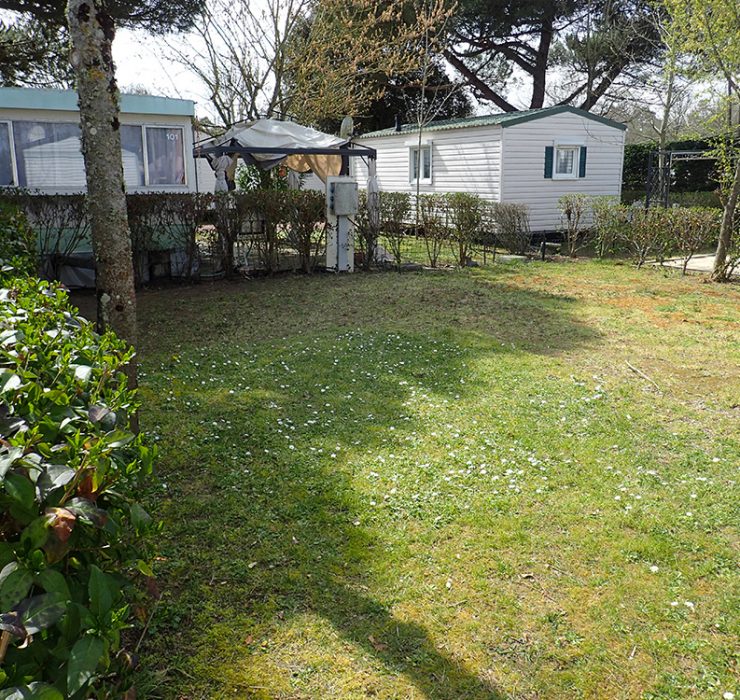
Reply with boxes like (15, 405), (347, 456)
(656, 64), (675, 206)
(66, 0), (137, 349)
(529, 18), (554, 109)
(712, 157), (740, 282)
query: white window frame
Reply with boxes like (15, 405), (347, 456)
(0, 120), (18, 188)
(119, 123), (147, 190)
(409, 144), (433, 185)
(143, 125), (188, 188)
(553, 144), (580, 180)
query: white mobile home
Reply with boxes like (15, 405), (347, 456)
(0, 87), (199, 193)
(354, 105), (626, 232)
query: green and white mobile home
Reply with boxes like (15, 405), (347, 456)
(354, 105), (627, 232)
(0, 87), (200, 193)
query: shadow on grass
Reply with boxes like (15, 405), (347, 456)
(127, 267), (598, 359)
(135, 271), (599, 698)
(319, 584), (504, 699)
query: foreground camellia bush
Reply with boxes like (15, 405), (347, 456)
(0, 270), (157, 698)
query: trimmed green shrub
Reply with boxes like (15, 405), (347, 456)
(250, 190), (285, 275)
(0, 202), (36, 275)
(163, 193), (212, 281)
(670, 207), (721, 273)
(211, 192), (244, 278)
(0, 272), (157, 697)
(489, 202), (531, 255)
(622, 140), (718, 193)
(591, 197), (630, 258)
(623, 206), (666, 267)
(418, 194), (449, 268)
(621, 189), (645, 205)
(622, 143), (654, 192)
(619, 205), (720, 268)
(283, 190), (327, 274)
(445, 192), (486, 267)
(380, 192), (411, 269)
(558, 193), (590, 257)
(354, 191), (381, 270)
(5, 193), (90, 280)
(126, 194), (171, 286)
(668, 191), (722, 209)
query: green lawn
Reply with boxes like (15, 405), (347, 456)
(132, 260), (739, 699)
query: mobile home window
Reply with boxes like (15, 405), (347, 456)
(121, 124), (145, 188)
(13, 121), (86, 190)
(145, 126), (186, 186)
(554, 145), (579, 178)
(409, 145), (432, 183)
(0, 122), (14, 186)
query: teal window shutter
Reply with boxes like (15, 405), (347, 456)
(579, 146), (587, 177)
(544, 146), (553, 178)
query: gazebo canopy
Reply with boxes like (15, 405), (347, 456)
(194, 118), (375, 182)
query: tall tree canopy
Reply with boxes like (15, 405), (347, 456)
(356, 62), (472, 134)
(286, 0), (453, 126)
(445, 0), (662, 112)
(0, 0), (205, 87)
(0, 15), (73, 86)
(0, 0), (204, 31)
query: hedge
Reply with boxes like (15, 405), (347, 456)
(0, 201), (36, 277)
(622, 140), (720, 193)
(4, 190), (329, 284)
(590, 198), (721, 269)
(0, 244), (157, 696)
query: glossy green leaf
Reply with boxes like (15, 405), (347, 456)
(0, 543), (15, 569)
(136, 559), (154, 577)
(67, 635), (105, 696)
(35, 569), (71, 599)
(20, 516), (50, 551)
(88, 565), (116, 620)
(20, 592), (67, 635)
(65, 498), (108, 528)
(0, 370), (21, 394)
(0, 562), (32, 611)
(0, 683), (64, 700)
(4, 473), (35, 510)
(107, 430), (134, 449)
(58, 601), (82, 643)
(130, 503), (152, 532)
(0, 446), (23, 478)
(73, 364), (93, 383)
(37, 464), (76, 500)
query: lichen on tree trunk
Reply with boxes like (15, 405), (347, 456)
(66, 0), (138, 347)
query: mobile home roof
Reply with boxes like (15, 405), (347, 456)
(359, 105), (627, 138)
(0, 87), (194, 117)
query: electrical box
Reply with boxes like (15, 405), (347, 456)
(326, 176), (357, 273)
(329, 179), (358, 216)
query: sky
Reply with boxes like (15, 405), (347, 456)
(111, 27), (535, 124)
(0, 7), (579, 126)
(2, 10), (683, 132)
(113, 29), (210, 111)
